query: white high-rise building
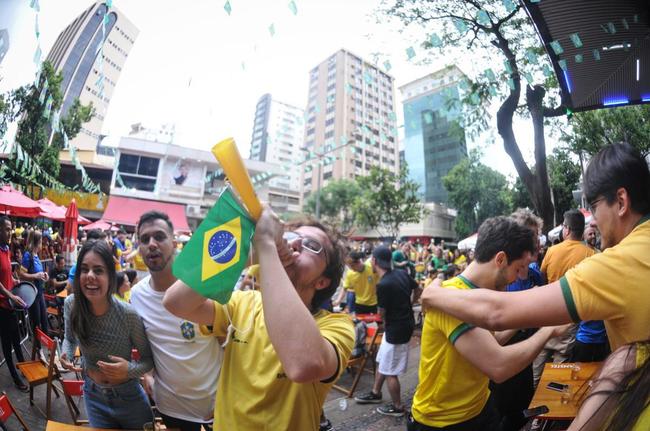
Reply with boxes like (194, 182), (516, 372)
(300, 49), (399, 204)
(249, 93), (305, 194)
(46, 1), (138, 165)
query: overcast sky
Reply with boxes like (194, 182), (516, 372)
(0, 0), (560, 180)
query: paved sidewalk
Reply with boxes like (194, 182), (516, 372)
(322, 339), (422, 430)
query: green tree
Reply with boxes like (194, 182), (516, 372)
(547, 147), (581, 224)
(563, 105), (650, 158)
(443, 151), (513, 238)
(304, 179), (361, 233)
(352, 165), (425, 239)
(4, 61), (94, 190)
(381, 0), (567, 232)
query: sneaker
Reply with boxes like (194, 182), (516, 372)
(354, 391), (382, 404)
(376, 403), (405, 417)
(319, 418), (334, 431)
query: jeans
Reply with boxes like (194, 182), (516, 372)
(84, 378), (154, 429)
(28, 286), (48, 333)
(346, 291), (356, 313)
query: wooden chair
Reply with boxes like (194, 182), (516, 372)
(62, 380), (89, 425)
(43, 294), (63, 338)
(332, 325), (383, 397)
(0, 391), (31, 431)
(16, 327), (61, 419)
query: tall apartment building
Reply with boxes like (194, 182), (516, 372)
(46, 2), (138, 165)
(0, 29), (9, 65)
(400, 66), (467, 205)
(249, 94), (305, 193)
(301, 49), (399, 203)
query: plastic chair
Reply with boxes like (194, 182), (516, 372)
(15, 328), (62, 419)
(0, 391), (31, 431)
(332, 325), (383, 397)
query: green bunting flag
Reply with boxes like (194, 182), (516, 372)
(173, 187), (255, 304)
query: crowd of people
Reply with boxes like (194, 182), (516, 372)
(0, 142), (648, 431)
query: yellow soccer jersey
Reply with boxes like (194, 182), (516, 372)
(561, 216), (650, 350)
(342, 261), (378, 306)
(203, 290), (354, 431)
(541, 239), (596, 283)
(412, 275), (490, 427)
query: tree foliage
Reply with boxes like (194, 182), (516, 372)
(352, 165), (425, 239)
(547, 147), (581, 224)
(1, 61), (94, 187)
(304, 179), (361, 232)
(443, 150), (513, 238)
(380, 0), (568, 231)
(563, 105), (650, 158)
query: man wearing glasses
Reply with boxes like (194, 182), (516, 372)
(163, 208), (355, 431)
(421, 143), (650, 355)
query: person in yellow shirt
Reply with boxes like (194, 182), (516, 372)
(420, 143), (650, 353)
(339, 251), (378, 314)
(239, 264), (260, 291)
(164, 209), (355, 431)
(410, 217), (568, 430)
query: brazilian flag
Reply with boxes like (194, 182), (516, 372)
(173, 187), (255, 304)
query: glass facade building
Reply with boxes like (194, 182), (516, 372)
(400, 67), (467, 204)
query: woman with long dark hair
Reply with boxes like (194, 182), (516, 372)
(568, 341), (650, 430)
(60, 240), (154, 429)
(18, 229), (49, 332)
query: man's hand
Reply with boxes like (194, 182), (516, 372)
(253, 206), (298, 267)
(420, 278), (444, 311)
(96, 355), (129, 380)
(547, 323), (573, 339)
(9, 293), (26, 308)
(141, 372), (155, 397)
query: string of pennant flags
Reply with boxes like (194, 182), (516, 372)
(6, 0), (105, 197)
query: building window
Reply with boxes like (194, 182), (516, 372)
(117, 154), (160, 192)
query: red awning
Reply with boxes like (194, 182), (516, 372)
(102, 196), (190, 232)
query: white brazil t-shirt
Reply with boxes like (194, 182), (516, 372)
(131, 277), (223, 423)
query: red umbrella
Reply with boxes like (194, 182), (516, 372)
(0, 185), (42, 218)
(82, 219), (115, 231)
(64, 199), (80, 267)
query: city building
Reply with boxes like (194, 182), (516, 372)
(300, 49), (399, 206)
(399, 66), (467, 205)
(46, 1), (138, 165)
(108, 137), (283, 231)
(249, 94), (304, 215)
(0, 29), (9, 65)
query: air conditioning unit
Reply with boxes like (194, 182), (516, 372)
(187, 205), (202, 217)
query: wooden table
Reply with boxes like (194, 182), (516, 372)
(529, 362), (602, 420)
(46, 421), (124, 430)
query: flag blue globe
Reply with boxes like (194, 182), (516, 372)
(207, 230), (237, 264)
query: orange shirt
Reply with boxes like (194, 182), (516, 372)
(541, 239), (595, 282)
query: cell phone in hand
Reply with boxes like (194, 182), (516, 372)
(546, 381), (569, 392)
(523, 405), (549, 418)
